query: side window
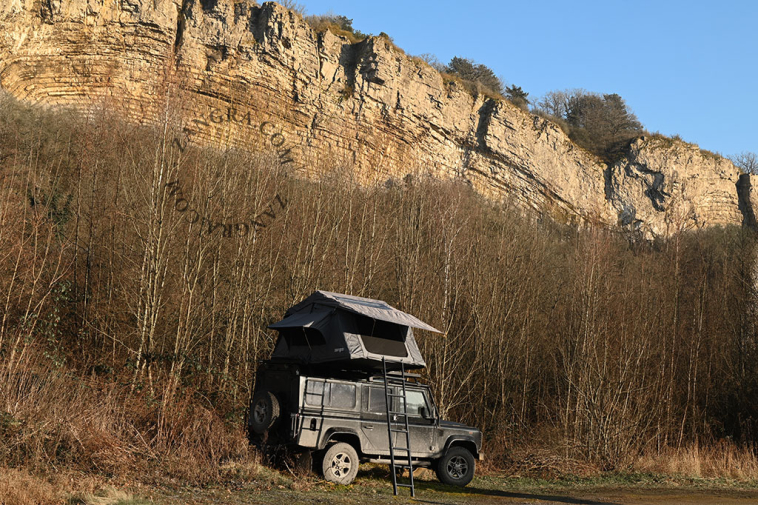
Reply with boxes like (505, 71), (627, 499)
(329, 383), (357, 409)
(305, 380), (357, 410)
(305, 380), (326, 406)
(368, 387), (387, 413)
(404, 390), (428, 417)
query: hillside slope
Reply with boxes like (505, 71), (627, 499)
(0, 0), (752, 235)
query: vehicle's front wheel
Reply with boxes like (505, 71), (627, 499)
(435, 446), (475, 487)
(321, 442), (359, 485)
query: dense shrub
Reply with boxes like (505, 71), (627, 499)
(534, 89), (643, 162)
(443, 56), (504, 98)
(504, 84), (529, 110)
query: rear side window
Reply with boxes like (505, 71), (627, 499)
(330, 383), (357, 409)
(368, 387), (388, 413)
(305, 380), (356, 409)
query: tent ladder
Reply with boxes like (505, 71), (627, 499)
(382, 357), (415, 497)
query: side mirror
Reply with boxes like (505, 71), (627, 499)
(419, 406), (431, 419)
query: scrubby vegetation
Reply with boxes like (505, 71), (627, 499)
(420, 55), (529, 110)
(442, 56), (505, 99)
(305, 12), (369, 43)
(2, 92), (758, 505)
(533, 89), (644, 162)
(414, 52), (646, 162)
(504, 84), (529, 110)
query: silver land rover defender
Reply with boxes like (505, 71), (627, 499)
(248, 291), (482, 487)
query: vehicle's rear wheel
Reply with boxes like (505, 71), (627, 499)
(321, 442), (359, 485)
(435, 446), (475, 487)
(249, 390), (280, 435)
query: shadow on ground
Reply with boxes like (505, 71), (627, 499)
(413, 481), (621, 505)
(355, 468), (621, 505)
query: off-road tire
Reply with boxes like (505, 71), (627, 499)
(435, 446), (475, 487)
(321, 442), (359, 485)
(249, 390), (280, 435)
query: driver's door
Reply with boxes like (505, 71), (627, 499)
(403, 389), (436, 457)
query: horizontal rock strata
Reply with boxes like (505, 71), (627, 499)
(0, 0), (751, 235)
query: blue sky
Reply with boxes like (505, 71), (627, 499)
(296, 0), (757, 157)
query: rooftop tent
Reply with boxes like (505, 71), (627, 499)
(268, 291), (441, 370)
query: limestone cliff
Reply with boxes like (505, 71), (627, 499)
(608, 137), (745, 235)
(0, 0), (751, 235)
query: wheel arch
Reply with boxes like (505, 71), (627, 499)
(444, 437), (479, 458)
(319, 429), (363, 454)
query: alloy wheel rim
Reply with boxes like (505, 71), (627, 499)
(447, 455), (468, 479)
(331, 452), (352, 478)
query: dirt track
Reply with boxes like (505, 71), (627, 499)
(154, 487), (758, 505)
(149, 473), (758, 505)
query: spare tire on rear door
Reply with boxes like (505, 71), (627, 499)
(249, 390), (281, 435)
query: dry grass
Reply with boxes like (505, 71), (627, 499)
(75, 487), (152, 505)
(440, 72), (505, 102)
(0, 348), (289, 504)
(0, 468), (59, 505)
(306, 18), (366, 44)
(0, 467), (111, 505)
(0, 347), (252, 484)
(375, 32), (405, 55)
(490, 448), (601, 479)
(634, 442), (758, 481)
(0, 470), (161, 505)
(643, 132), (725, 161)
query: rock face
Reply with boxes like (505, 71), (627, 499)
(608, 137), (745, 236)
(0, 0), (751, 235)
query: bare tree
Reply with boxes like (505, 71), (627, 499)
(535, 89), (585, 118)
(730, 151), (758, 174)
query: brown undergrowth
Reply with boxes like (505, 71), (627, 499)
(0, 467), (60, 505)
(481, 430), (758, 482)
(0, 347), (251, 486)
(633, 442), (758, 481)
(2, 82), (758, 503)
(479, 440), (758, 482)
